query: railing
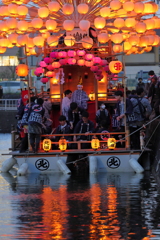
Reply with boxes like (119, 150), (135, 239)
(0, 99), (18, 110)
(11, 131), (128, 152)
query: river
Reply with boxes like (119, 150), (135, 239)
(0, 134), (160, 240)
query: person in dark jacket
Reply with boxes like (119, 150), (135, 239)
(147, 76), (160, 115)
(28, 98), (45, 153)
(73, 111), (94, 149)
(136, 78), (145, 91)
(68, 102), (83, 131)
(95, 102), (110, 130)
(55, 115), (71, 142)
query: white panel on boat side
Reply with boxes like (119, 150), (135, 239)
(95, 154), (140, 172)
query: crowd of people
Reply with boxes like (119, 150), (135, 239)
(16, 70), (160, 153)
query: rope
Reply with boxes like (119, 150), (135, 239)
(66, 114), (160, 165)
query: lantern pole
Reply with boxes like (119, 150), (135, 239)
(122, 51), (130, 150)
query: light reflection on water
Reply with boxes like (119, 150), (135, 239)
(0, 134), (160, 239)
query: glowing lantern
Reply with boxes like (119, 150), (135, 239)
(47, 36), (59, 46)
(135, 22), (146, 33)
(94, 17), (106, 29)
(108, 138), (116, 150)
(123, 2), (134, 12)
(68, 58), (76, 65)
(77, 49), (86, 56)
(17, 35), (28, 46)
(124, 41), (132, 52)
(41, 77), (49, 83)
(39, 61), (47, 67)
(64, 36), (75, 46)
(46, 71), (55, 77)
(98, 33), (109, 44)
(90, 66), (98, 72)
(63, 20), (75, 31)
(111, 33), (123, 44)
(17, 5), (28, 16)
(152, 35), (159, 46)
(38, 7), (49, 18)
(0, 6), (9, 17)
(128, 35), (139, 46)
(33, 36), (44, 47)
(0, 47), (6, 54)
(93, 57), (102, 64)
(42, 31), (50, 39)
(89, 92), (95, 101)
(82, 37), (93, 49)
(59, 59), (67, 65)
(6, 18), (17, 29)
(50, 51), (58, 58)
(46, 20), (57, 31)
(139, 36), (149, 47)
(17, 21), (28, 31)
(0, 38), (9, 47)
(125, 18), (136, 28)
(77, 59), (85, 66)
(31, 18), (43, 29)
(91, 138), (100, 150)
(114, 18), (125, 28)
(36, 67), (44, 74)
(110, 0), (122, 10)
(68, 50), (76, 57)
(29, 48), (36, 55)
(134, 2), (144, 14)
(77, 3), (89, 14)
(100, 7), (110, 17)
(52, 61), (61, 68)
(47, 65), (54, 71)
(100, 60), (108, 66)
(147, 35), (155, 46)
(143, 3), (154, 14)
(0, 21), (8, 31)
(8, 3), (18, 14)
(48, 1), (60, 12)
(62, 4), (74, 15)
(16, 64), (28, 77)
(59, 138), (67, 151)
(113, 44), (123, 53)
(44, 57), (52, 64)
(58, 51), (67, 58)
(109, 60), (123, 73)
(43, 139), (52, 152)
(79, 20), (90, 31)
(85, 54), (93, 61)
(145, 19), (155, 30)
(27, 38), (34, 48)
(85, 61), (93, 67)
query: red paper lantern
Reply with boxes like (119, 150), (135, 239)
(16, 64), (28, 77)
(109, 60), (123, 73)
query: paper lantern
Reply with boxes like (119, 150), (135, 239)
(62, 4), (74, 15)
(48, 1), (60, 12)
(85, 54), (93, 61)
(63, 20), (75, 31)
(82, 37), (93, 49)
(139, 36), (149, 47)
(31, 18), (43, 29)
(0, 6), (9, 17)
(100, 7), (110, 17)
(85, 61), (93, 67)
(113, 44), (123, 53)
(111, 33), (123, 44)
(27, 38), (34, 48)
(91, 138), (100, 150)
(108, 138), (116, 150)
(98, 33), (109, 44)
(0, 21), (8, 32)
(46, 71), (55, 77)
(36, 67), (44, 74)
(152, 35), (159, 46)
(77, 3), (89, 14)
(6, 18), (17, 29)
(46, 19), (57, 31)
(41, 77), (49, 83)
(77, 49), (86, 56)
(100, 60), (108, 66)
(0, 47), (6, 54)
(67, 50), (76, 57)
(58, 51), (67, 58)
(68, 58), (76, 65)
(17, 35), (28, 46)
(44, 57), (52, 64)
(64, 36), (75, 46)
(47, 65), (54, 71)
(94, 17), (106, 29)
(8, 3), (18, 14)
(147, 35), (155, 46)
(124, 41), (132, 52)
(145, 19), (155, 30)
(39, 61), (47, 67)
(33, 36), (44, 47)
(109, 60), (123, 73)
(16, 64), (28, 77)
(128, 35), (139, 46)
(17, 5), (28, 16)
(93, 57), (102, 64)
(77, 59), (85, 66)
(59, 59), (68, 65)
(114, 18), (125, 28)
(47, 36), (59, 46)
(50, 51), (59, 58)
(90, 66), (98, 72)
(17, 21), (28, 31)
(52, 61), (61, 68)
(135, 22), (146, 33)
(38, 7), (49, 18)
(134, 2), (144, 13)
(79, 20), (90, 31)
(59, 138), (67, 151)
(43, 139), (52, 152)
(29, 48), (36, 55)
(0, 38), (10, 47)
(110, 0), (122, 10)
(125, 18), (136, 28)
(8, 33), (18, 44)
(123, 2), (134, 12)
(89, 92), (95, 101)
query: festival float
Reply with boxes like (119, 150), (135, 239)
(1, 0), (160, 175)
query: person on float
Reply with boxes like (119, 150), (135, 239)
(73, 111), (94, 149)
(68, 102), (84, 131)
(62, 89), (72, 120)
(27, 98), (45, 153)
(71, 78), (89, 110)
(95, 102), (110, 130)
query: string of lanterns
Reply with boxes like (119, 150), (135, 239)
(0, 0), (158, 57)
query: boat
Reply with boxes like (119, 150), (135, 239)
(0, 0), (158, 175)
